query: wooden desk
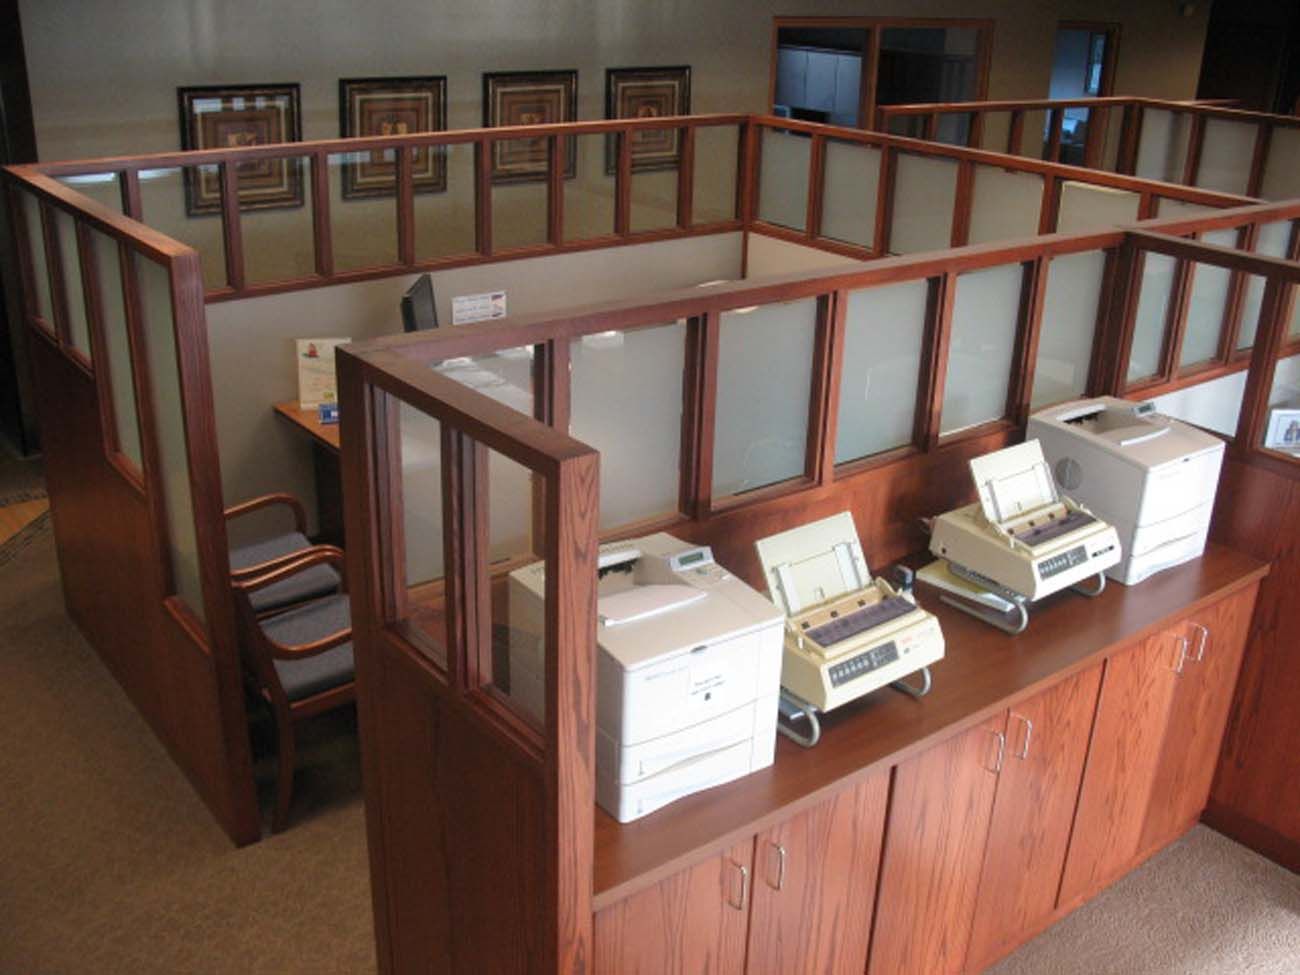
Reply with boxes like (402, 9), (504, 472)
(273, 401), (343, 544)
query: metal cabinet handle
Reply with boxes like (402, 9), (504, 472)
(726, 861), (749, 911)
(1012, 713), (1034, 760)
(1189, 622), (1210, 663)
(1172, 635), (1191, 675)
(988, 729), (1007, 774)
(766, 842), (787, 891)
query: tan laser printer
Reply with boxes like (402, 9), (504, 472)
(506, 533), (783, 823)
(922, 440), (1121, 633)
(755, 511), (944, 746)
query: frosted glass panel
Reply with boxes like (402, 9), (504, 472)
(1195, 119), (1255, 196)
(941, 264), (1023, 434)
(821, 141), (880, 248)
(1032, 251), (1106, 409)
(51, 209), (92, 359)
(1152, 371), (1244, 438)
(891, 154), (957, 254)
(1262, 355), (1300, 452)
(1057, 182), (1139, 234)
(433, 348), (534, 416)
(758, 129), (811, 231)
(487, 451), (541, 563)
(1238, 221), (1294, 350)
(713, 300), (816, 496)
(1260, 128), (1300, 201)
(968, 167), (1041, 245)
(138, 258), (204, 620)
(1181, 229), (1238, 368)
(400, 405), (444, 587)
(835, 281), (928, 462)
(89, 231), (142, 469)
(1135, 110), (1192, 183)
(570, 323), (684, 528)
(17, 192), (51, 323)
(1127, 254), (1176, 383)
(1157, 199), (1216, 221)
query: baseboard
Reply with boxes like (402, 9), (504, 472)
(1202, 801), (1300, 874)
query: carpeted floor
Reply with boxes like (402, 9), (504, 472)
(1, 451), (1296, 974)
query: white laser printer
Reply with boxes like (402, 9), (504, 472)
(755, 512), (944, 746)
(922, 440), (1121, 633)
(506, 533), (783, 823)
(1027, 397), (1225, 585)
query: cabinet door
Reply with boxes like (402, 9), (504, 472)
(1141, 588), (1256, 851)
(965, 664), (1104, 970)
(867, 714), (1005, 975)
(1058, 629), (1181, 907)
(593, 838), (753, 975)
(746, 770), (890, 975)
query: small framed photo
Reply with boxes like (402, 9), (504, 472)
(604, 66), (691, 175)
(339, 75), (448, 199)
(1264, 407), (1300, 451)
(177, 83), (303, 216)
(482, 70), (578, 183)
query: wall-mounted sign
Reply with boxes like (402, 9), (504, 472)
(451, 290), (508, 325)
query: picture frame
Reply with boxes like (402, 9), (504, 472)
(604, 66), (691, 175)
(177, 83), (303, 216)
(482, 70), (578, 183)
(1263, 407), (1300, 451)
(339, 75), (448, 199)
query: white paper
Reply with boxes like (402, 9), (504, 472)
(451, 290), (507, 325)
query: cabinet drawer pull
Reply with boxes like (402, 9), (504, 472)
(1012, 713), (1034, 760)
(1172, 635), (1191, 675)
(766, 842), (787, 891)
(1189, 622), (1210, 663)
(726, 861), (749, 911)
(988, 729), (1007, 774)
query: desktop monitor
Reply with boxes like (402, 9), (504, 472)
(400, 273), (439, 332)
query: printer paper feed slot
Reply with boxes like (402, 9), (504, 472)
(597, 584), (706, 626)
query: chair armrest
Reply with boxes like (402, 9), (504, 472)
(265, 626), (353, 661)
(224, 492), (308, 536)
(233, 545), (347, 594)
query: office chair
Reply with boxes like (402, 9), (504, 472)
(225, 492), (341, 616)
(231, 546), (355, 833)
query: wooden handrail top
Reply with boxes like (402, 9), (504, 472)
(875, 95), (1300, 131)
(1130, 231), (1300, 283)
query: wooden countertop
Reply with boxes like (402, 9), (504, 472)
(274, 401), (340, 451)
(591, 544), (1267, 909)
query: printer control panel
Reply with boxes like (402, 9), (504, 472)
(668, 546), (732, 588)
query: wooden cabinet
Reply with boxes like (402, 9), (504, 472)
(964, 664), (1104, 970)
(594, 771), (890, 975)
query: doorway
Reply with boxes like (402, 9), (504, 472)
(1047, 22), (1119, 165)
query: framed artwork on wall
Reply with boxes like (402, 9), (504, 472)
(339, 75), (448, 199)
(604, 66), (691, 175)
(176, 83), (303, 216)
(482, 70), (578, 183)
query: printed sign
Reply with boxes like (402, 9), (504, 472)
(451, 290), (507, 325)
(296, 337), (351, 408)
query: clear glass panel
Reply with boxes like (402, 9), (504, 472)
(890, 154), (957, 254)
(757, 128), (811, 232)
(1032, 251), (1107, 409)
(56, 173), (122, 213)
(630, 129), (680, 233)
(835, 280), (928, 462)
(88, 231), (142, 469)
(239, 155), (314, 285)
(51, 209), (92, 359)
(1057, 107), (1092, 167)
(494, 444), (548, 728)
(1239, 221), (1293, 349)
(1016, 110), (1049, 160)
(1195, 119), (1256, 196)
(934, 112), (971, 148)
(1180, 229), (1239, 368)
(138, 166), (227, 290)
(713, 299), (817, 497)
(137, 257), (205, 620)
(1127, 253), (1177, 384)
(821, 140), (880, 248)
(1260, 127), (1300, 201)
(1151, 371), (1244, 438)
(491, 134), (550, 250)
(941, 264), (1023, 434)
(16, 191), (51, 324)
(693, 124), (738, 224)
(1135, 109), (1192, 184)
(1056, 181), (1139, 233)
(399, 402), (445, 593)
(968, 167), (1042, 245)
(414, 142), (477, 261)
(432, 348), (535, 416)
(570, 323), (684, 528)
(329, 152), (398, 271)
(1261, 354), (1300, 453)
(564, 133), (616, 242)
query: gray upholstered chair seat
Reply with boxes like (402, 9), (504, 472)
(260, 594), (354, 702)
(230, 530), (341, 615)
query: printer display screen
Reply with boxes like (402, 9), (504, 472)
(829, 641), (899, 687)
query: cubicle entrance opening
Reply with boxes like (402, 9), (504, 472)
(1048, 22), (1120, 165)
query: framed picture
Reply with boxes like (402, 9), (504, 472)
(339, 75), (448, 199)
(177, 83), (303, 216)
(604, 66), (691, 175)
(1263, 407), (1300, 451)
(482, 70), (578, 183)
